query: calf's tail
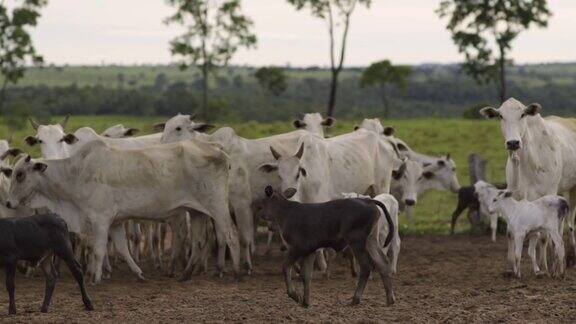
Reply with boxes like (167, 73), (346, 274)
(371, 200), (394, 248)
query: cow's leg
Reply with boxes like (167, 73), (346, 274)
(86, 223), (112, 284)
(513, 233), (525, 278)
(231, 199), (254, 275)
(102, 249), (112, 280)
(179, 214), (207, 281)
(109, 224), (145, 282)
(343, 247), (358, 277)
(40, 257), (57, 313)
(537, 232), (549, 275)
(5, 263), (16, 314)
(366, 236), (395, 306)
(504, 231), (515, 276)
(490, 213), (498, 242)
(264, 230), (274, 255)
(527, 234), (542, 277)
(323, 248), (337, 279)
(350, 243), (372, 305)
(450, 201), (467, 235)
(167, 215), (186, 277)
(54, 235), (93, 311)
(301, 253), (315, 308)
(283, 248), (302, 304)
(210, 209), (241, 279)
(566, 188), (576, 267)
(315, 249), (327, 273)
(405, 206), (414, 224)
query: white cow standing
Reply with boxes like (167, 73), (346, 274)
(157, 113), (335, 261)
(6, 140), (241, 284)
(480, 98), (576, 265)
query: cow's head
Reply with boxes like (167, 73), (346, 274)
(354, 118), (395, 137)
(5, 155), (47, 209)
(420, 155), (460, 193)
(101, 124), (140, 138)
(25, 115), (76, 159)
(293, 113), (335, 136)
(473, 180), (501, 216)
(480, 98), (541, 151)
(258, 142), (306, 200)
(159, 114), (214, 143)
(391, 159), (423, 206)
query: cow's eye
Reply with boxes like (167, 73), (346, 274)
(492, 198), (497, 202)
(38, 139), (43, 144)
(452, 167), (456, 172)
(16, 171), (25, 182)
(176, 127), (182, 131)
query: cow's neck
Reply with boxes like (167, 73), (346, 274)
(517, 116), (556, 179)
(36, 159), (78, 203)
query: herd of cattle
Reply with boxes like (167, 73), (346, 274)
(0, 97), (575, 313)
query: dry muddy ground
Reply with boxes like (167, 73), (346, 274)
(1, 234), (576, 323)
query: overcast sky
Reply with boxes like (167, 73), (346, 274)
(28, 0), (575, 66)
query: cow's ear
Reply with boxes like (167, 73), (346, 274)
(24, 155), (31, 163)
(61, 134), (78, 144)
(0, 148), (22, 160)
(124, 128), (140, 137)
(258, 163), (278, 173)
(283, 188), (297, 199)
(0, 167), (12, 178)
(153, 122), (166, 132)
(24, 136), (38, 146)
(504, 191), (513, 198)
(354, 125), (359, 131)
(479, 107), (500, 119)
(33, 162), (48, 173)
(422, 171), (434, 179)
(522, 103), (541, 117)
(293, 119), (306, 129)
(321, 117), (335, 127)
(437, 159), (446, 167)
(392, 170), (402, 180)
(397, 143), (408, 151)
(194, 124), (215, 133)
(383, 127), (395, 136)
(264, 185), (273, 197)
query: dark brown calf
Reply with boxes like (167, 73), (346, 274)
(255, 186), (395, 307)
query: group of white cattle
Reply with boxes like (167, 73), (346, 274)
(0, 112), (461, 284)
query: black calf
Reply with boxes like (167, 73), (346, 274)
(255, 186), (395, 307)
(0, 213), (93, 314)
(450, 183), (506, 234)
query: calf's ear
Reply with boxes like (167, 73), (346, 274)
(33, 162), (48, 172)
(258, 163), (278, 173)
(354, 125), (360, 131)
(321, 117), (335, 127)
(383, 127), (395, 136)
(283, 188), (297, 199)
(264, 185), (273, 197)
(0, 148), (22, 160)
(293, 119), (306, 129)
(24, 136), (38, 146)
(62, 134), (79, 144)
(124, 128), (140, 137)
(522, 103), (541, 117)
(422, 171), (434, 179)
(479, 107), (500, 119)
(0, 167), (12, 178)
(504, 191), (513, 198)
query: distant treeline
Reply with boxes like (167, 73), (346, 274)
(4, 63), (576, 121)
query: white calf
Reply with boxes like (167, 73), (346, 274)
(487, 190), (567, 278)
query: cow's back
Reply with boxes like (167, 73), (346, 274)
(545, 116), (576, 192)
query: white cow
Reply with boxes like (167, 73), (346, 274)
(6, 140), (241, 284)
(101, 124), (140, 138)
(480, 98), (576, 264)
(156, 113), (335, 258)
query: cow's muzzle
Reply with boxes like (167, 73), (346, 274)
(506, 140), (520, 151)
(405, 199), (416, 206)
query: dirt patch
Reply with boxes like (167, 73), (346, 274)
(1, 234), (575, 322)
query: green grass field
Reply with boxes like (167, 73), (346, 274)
(0, 116), (507, 236)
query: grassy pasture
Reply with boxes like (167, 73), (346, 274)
(0, 116), (507, 235)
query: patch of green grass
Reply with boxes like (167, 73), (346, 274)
(0, 116), (506, 235)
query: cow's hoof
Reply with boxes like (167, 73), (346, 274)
(40, 307), (48, 313)
(136, 274), (146, 283)
(387, 297), (396, 306)
(301, 301), (310, 308)
(178, 275), (191, 283)
(535, 271), (546, 279)
(280, 245), (287, 252)
(8, 308), (16, 315)
(501, 271), (514, 278)
(350, 297), (361, 306)
(288, 292), (302, 304)
(85, 301), (94, 311)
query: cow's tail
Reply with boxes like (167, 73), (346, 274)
(371, 199), (394, 248)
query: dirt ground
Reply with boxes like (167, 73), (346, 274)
(1, 234), (576, 323)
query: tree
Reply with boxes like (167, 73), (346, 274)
(437, 0), (551, 103)
(287, 0), (371, 117)
(254, 67), (288, 96)
(165, 0), (257, 120)
(0, 0), (46, 112)
(360, 60), (411, 119)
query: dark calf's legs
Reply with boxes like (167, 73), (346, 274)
(56, 238), (94, 311)
(40, 258), (57, 313)
(450, 201), (467, 235)
(283, 248), (302, 304)
(5, 264), (16, 314)
(366, 239), (395, 306)
(350, 244), (372, 305)
(301, 254), (315, 308)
